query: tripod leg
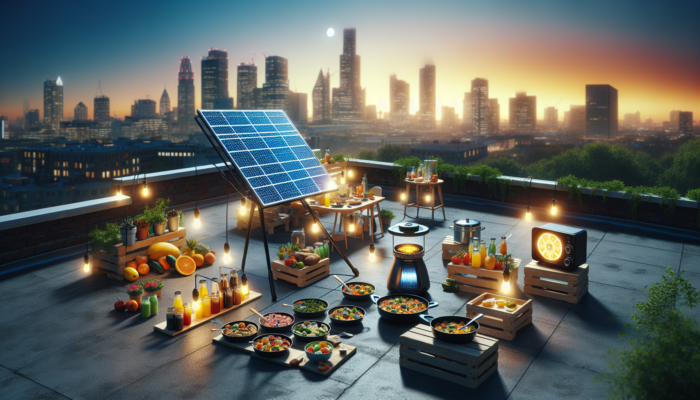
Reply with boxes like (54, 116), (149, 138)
(240, 206), (255, 273)
(258, 208), (277, 302)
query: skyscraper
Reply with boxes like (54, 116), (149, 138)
(365, 105), (377, 120)
(44, 77), (63, 130)
(237, 62), (257, 109)
(288, 92), (308, 124)
(623, 111), (640, 128)
(312, 69), (331, 123)
(462, 92), (472, 132)
(679, 111), (693, 135)
(544, 107), (558, 132)
(419, 65), (436, 127)
(585, 84), (618, 140)
(332, 28), (363, 123)
(262, 56), (289, 111)
(471, 78), (488, 135)
(130, 100), (157, 118)
(669, 110), (681, 131)
(23, 99), (29, 116)
(74, 102), (88, 121)
(488, 98), (500, 134)
(389, 74), (410, 128)
(177, 57), (195, 132)
(568, 105), (586, 137)
(159, 88), (170, 116)
(201, 49), (228, 110)
(441, 105), (456, 131)
(94, 95), (110, 121)
(509, 92), (537, 133)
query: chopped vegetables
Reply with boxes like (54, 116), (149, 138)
(434, 321), (476, 334)
(293, 299), (327, 313)
(330, 307), (364, 321)
(379, 297), (427, 314)
(260, 313), (293, 327)
(304, 341), (333, 356)
(342, 283), (374, 296)
(293, 321), (328, 337)
(254, 335), (291, 352)
(223, 322), (258, 337)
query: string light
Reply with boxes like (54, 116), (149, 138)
(526, 205), (531, 221)
(241, 273), (249, 297)
(551, 198), (557, 215)
(83, 251), (90, 273)
(340, 170), (346, 184)
(142, 179), (148, 197)
(193, 207), (201, 228)
(502, 259), (511, 292)
(401, 189), (406, 201)
(83, 215), (90, 273)
(312, 222), (319, 233)
(369, 243), (375, 261)
(425, 192), (431, 202)
(348, 168), (353, 178)
(224, 242), (231, 263)
(525, 178), (532, 220)
(117, 185), (121, 195)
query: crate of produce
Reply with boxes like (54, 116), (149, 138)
(466, 292), (532, 341)
(523, 261), (589, 304)
(398, 324), (498, 388)
(92, 227), (187, 280)
(271, 257), (330, 287)
(446, 258), (520, 295)
(236, 206), (290, 234)
(442, 236), (469, 260)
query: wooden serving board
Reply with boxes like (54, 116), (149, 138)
(212, 334), (356, 376)
(466, 293), (532, 340)
(153, 291), (262, 337)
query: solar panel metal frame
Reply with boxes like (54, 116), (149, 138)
(196, 109), (338, 209)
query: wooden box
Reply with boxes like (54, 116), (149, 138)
(523, 261), (589, 304)
(271, 257), (330, 287)
(466, 293), (532, 340)
(236, 206), (290, 234)
(398, 324), (498, 388)
(92, 227), (187, 280)
(442, 235), (470, 260)
(447, 260), (520, 296)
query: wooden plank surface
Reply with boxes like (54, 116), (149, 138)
(153, 291), (262, 337)
(212, 334), (356, 376)
(288, 196), (385, 215)
(525, 280), (589, 304)
(524, 277), (578, 294)
(104, 227), (187, 256)
(524, 261), (588, 283)
(467, 292), (532, 322)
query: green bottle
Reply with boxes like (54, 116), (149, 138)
(488, 238), (497, 255)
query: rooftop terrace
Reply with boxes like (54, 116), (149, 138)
(2, 189), (699, 399)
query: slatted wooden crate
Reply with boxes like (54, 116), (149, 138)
(271, 257), (330, 287)
(442, 236), (470, 260)
(92, 227), (187, 280)
(466, 293), (532, 340)
(398, 324), (498, 388)
(524, 261), (589, 304)
(447, 259), (520, 295)
(236, 206), (290, 234)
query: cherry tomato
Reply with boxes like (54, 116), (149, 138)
(462, 253), (471, 265)
(451, 255), (463, 265)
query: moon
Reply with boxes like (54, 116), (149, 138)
(327, 28), (334, 37)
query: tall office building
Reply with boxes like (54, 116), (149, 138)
(26, 109), (40, 128)
(237, 62), (257, 110)
(365, 105), (377, 120)
(389, 74), (410, 128)
(131, 100), (157, 118)
(471, 78), (488, 135)
(312, 69), (331, 123)
(288, 92), (308, 124)
(544, 107), (558, 132)
(332, 28), (363, 123)
(177, 57), (195, 132)
(94, 95), (110, 121)
(509, 92), (537, 133)
(74, 102), (88, 121)
(419, 65), (436, 127)
(252, 88), (263, 109)
(201, 49), (228, 110)
(568, 105), (586, 137)
(585, 84), (618, 140)
(159, 88), (171, 116)
(669, 110), (681, 131)
(44, 77), (63, 130)
(488, 98), (500, 134)
(441, 105), (457, 131)
(262, 56), (290, 111)
(23, 99), (29, 116)
(623, 111), (640, 128)
(679, 111), (693, 135)
(462, 92), (472, 132)
(214, 98), (234, 109)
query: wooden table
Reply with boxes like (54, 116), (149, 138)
(404, 179), (446, 221)
(288, 196), (385, 248)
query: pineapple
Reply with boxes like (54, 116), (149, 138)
(183, 237), (198, 256)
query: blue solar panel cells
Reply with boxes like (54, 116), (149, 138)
(283, 135), (306, 147)
(313, 175), (334, 190)
(265, 111), (286, 119)
(240, 166), (264, 177)
(248, 176), (272, 188)
(263, 137), (286, 148)
(254, 186), (282, 204)
(275, 124), (295, 132)
(260, 163), (284, 174)
(267, 172), (291, 184)
(223, 115), (249, 125)
(300, 158), (323, 169)
(249, 149), (277, 165)
(306, 166), (325, 176)
(221, 139), (246, 152)
(244, 111), (266, 118)
(295, 178), (319, 195)
(281, 161), (303, 171)
(287, 169), (309, 180)
(291, 146), (315, 159)
(201, 111), (222, 118)
(230, 151), (258, 167)
(248, 116), (271, 125)
(254, 124), (277, 133)
(212, 125), (234, 134)
(273, 148), (297, 162)
(233, 125), (257, 134)
(267, 116), (288, 124)
(205, 115), (228, 126)
(241, 138), (267, 150)
(275, 182), (302, 199)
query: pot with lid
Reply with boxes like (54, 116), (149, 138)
(449, 219), (485, 244)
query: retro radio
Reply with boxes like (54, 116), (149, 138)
(532, 223), (586, 269)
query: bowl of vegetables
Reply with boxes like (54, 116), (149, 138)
(328, 305), (365, 326)
(340, 282), (375, 301)
(292, 320), (330, 342)
(304, 341), (334, 363)
(291, 298), (328, 319)
(252, 334), (293, 358)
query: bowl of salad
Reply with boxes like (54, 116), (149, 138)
(292, 320), (330, 342)
(291, 298), (328, 319)
(304, 341), (334, 363)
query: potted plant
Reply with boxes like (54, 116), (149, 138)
(119, 217), (137, 246)
(142, 278), (164, 298)
(380, 209), (395, 231)
(124, 283), (143, 309)
(88, 223), (122, 251)
(368, 190), (375, 200)
(166, 209), (181, 232)
(145, 198), (169, 236)
(135, 218), (150, 240)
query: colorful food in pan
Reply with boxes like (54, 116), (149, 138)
(293, 321), (328, 337)
(330, 306), (364, 321)
(260, 313), (293, 328)
(378, 296), (427, 314)
(293, 299), (327, 313)
(434, 321), (476, 334)
(223, 322), (258, 337)
(254, 335), (291, 352)
(342, 283), (374, 296)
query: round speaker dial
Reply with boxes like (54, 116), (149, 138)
(537, 233), (562, 261)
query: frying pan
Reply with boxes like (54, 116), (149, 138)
(370, 293), (438, 324)
(290, 298), (329, 319)
(258, 312), (295, 333)
(291, 321), (330, 342)
(250, 333), (294, 358)
(328, 305), (366, 326)
(340, 282), (375, 302)
(419, 314), (482, 344)
(213, 319), (260, 343)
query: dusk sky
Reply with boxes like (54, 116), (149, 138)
(1, 0), (698, 122)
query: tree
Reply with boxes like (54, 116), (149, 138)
(658, 139), (700, 195)
(523, 145), (564, 165)
(357, 150), (376, 161)
(376, 144), (402, 162)
(487, 156), (525, 177)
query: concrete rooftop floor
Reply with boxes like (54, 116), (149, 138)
(2, 191), (700, 400)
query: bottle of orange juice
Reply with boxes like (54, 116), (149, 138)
(480, 240), (487, 266)
(500, 236), (508, 255)
(472, 246), (481, 268)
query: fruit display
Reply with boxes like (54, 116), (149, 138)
(183, 237), (210, 256)
(305, 341), (332, 355)
(146, 242), (180, 260)
(284, 256), (305, 270)
(123, 267), (139, 281)
(175, 256), (196, 276)
(292, 252), (321, 266)
(157, 256), (170, 271)
(441, 278), (459, 292)
(148, 260), (163, 274)
(204, 253), (216, 265)
(137, 263), (150, 275)
(126, 260), (138, 270)
(135, 254), (149, 265)
(254, 335), (291, 352)
(165, 255), (177, 270)
(379, 297), (427, 314)
(342, 283), (374, 296)
(192, 254), (204, 267)
(480, 297), (520, 311)
(125, 300), (139, 312)
(434, 321), (476, 334)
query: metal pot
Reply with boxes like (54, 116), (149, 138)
(167, 215), (179, 232)
(449, 219), (485, 244)
(153, 222), (166, 236)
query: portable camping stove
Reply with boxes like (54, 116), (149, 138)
(386, 222), (431, 294)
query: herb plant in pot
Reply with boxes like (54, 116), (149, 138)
(135, 218), (150, 240)
(166, 209), (180, 232)
(380, 209), (395, 231)
(124, 283), (143, 309)
(145, 198), (169, 236)
(142, 278), (164, 298)
(119, 217), (137, 246)
(88, 223), (122, 252)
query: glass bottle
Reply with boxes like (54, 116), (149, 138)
(202, 295), (211, 318)
(411, 166), (417, 179)
(230, 269), (239, 289)
(220, 273), (229, 293)
(224, 288), (234, 308)
(141, 295), (151, 318)
(488, 238), (497, 255)
(150, 293), (158, 316)
(183, 302), (192, 326)
(480, 240), (487, 266)
(211, 292), (221, 314)
(166, 307), (176, 330)
(198, 280), (209, 299)
(472, 245), (481, 268)
(362, 173), (368, 196)
(195, 299), (203, 319)
(500, 236), (508, 255)
(174, 310), (184, 331)
(325, 146), (331, 164)
(211, 278), (220, 299)
(173, 291), (183, 313)
(234, 284), (242, 305)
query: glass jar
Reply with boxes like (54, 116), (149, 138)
(325, 146), (331, 164)
(174, 310), (184, 331)
(166, 307), (177, 330)
(141, 296), (151, 318)
(150, 294), (158, 316)
(425, 159), (438, 182)
(224, 288), (234, 308)
(183, 303), (192, 326)
(211, 292), (221, 314)
(234, 285), (242, 305)
(488, 238), (497, 255)
(220, 273), (229, 293)
(291, 229), (305, 249)
(229, 269), (239, 289)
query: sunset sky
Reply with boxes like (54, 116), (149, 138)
(1, 0), (698, 122)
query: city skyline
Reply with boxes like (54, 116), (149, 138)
(2, 0), (698, 122)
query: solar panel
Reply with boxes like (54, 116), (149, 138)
(197, 109), (338, 207)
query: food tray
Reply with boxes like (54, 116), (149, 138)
(466, 293), (532, 341)
(524, 261), (589, 304)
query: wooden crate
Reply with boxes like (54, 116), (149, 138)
(447, 260), (520, 295)
(271, 257), (330, 287)
(442, 236), (470, 260)
(524, 261), (589, 304)
(236, 206), (290, 234)
(92, 227), (187, 280)
(466, 293), (533, 340)
(398, 324), (498, 388)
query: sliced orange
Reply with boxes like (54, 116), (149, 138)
(192, 254), (204, 267)
(175, 256), (196, 276)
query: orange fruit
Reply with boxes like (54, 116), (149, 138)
(135, 254), (149, 265)
(485, 254), (496, 270)
(175, 256), (196, 276)
(204, 253), (216, 265)
(126, 260), (138, 270)
(192, 254), (204, 267)
(126, 300), (139, 312)
(137, 263), (150, 275)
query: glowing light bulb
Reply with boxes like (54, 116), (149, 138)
(224, 242), (231, 263)
(525, 205), (531, 221)
(117, 185), (121, 195)
(426, 194), (431, 201)
(551, 199), (557, 215)
(502, 280), (510, 292)
(349, 169), (353, 178)
(142, 186), (148, 196)
(83, 253), (90, 273)
(193, 218), (200, 228)
(401, 190), (406, 201)
(369, 243), (375, 261)
(349, 223), (355, 232)
(312, 222), (319, 233)
(193, 207), (201, 228)
(341, 177), (346, 184)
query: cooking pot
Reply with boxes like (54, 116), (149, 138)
(449, 219), (485, 244)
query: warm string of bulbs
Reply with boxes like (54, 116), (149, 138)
(523, 179), (558, 220)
